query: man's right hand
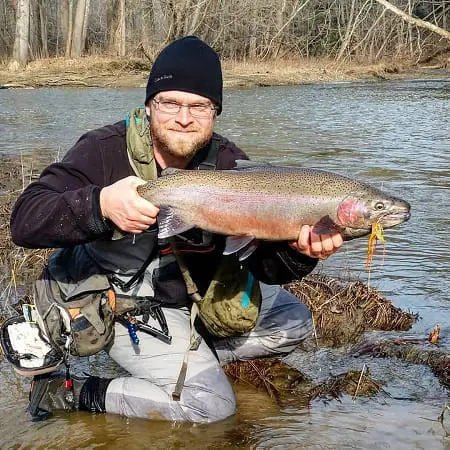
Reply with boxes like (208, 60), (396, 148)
(99, 176), (159, 233)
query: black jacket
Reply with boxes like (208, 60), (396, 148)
(10, 121), (317, 304)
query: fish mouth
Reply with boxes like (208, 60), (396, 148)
(377, 210), (411, 228)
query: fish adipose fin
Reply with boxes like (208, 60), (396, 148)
(157, 206), (194, 239)
(224, 236), (258, 260)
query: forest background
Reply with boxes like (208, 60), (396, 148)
(0, 0), (449, 88)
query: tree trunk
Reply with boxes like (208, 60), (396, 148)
(71, 0), (88, 56)
(65, 0), (73, 56)
(185, 0), (204, 36)
(337, 0), (356, 60)
(151, 0), (168, 46)
(12, 0), (30, 65)
(81, 0), (90, 52)
(114, 0), (125, 56)
(374, 0), (450, 42)
(107, 0), (118, 53)
(38, 0), (48, 58)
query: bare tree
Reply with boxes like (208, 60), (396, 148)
(1, 0), (449, 63)
(71, 0), (90, 56)
(65, 0), (74, 56)
(375, 0), (450, 41)
(12, 0), (30, 65)
(114, 0), (126, 56)
(38, 0), (49, 57)
(151, 0), (169, 46)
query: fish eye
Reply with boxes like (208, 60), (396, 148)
(374, 202), (385, 210)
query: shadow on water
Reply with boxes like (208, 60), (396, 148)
(0, 79), (449, 447)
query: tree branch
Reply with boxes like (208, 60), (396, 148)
(374, 0), (450, 41)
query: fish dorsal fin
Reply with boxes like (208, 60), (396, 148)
(233, 159), (273, 171)
(157, 206), (194, 239)
(161, 167), (182, 176)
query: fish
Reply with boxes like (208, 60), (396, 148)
(136, 161), (411, 256)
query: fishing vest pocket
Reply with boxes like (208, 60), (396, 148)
(32, 249), (116, 358)
(171, 239), (262, 338)
(197, 255), (262, 337)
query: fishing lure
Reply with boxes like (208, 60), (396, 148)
(365, 222), (385, 271)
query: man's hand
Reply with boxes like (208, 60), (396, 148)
(289, 224), (343, 260)
(100, 176), (159, 233)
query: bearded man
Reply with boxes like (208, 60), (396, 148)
(10, 36), (343, 422)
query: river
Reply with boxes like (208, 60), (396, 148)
(0, 79), (449, 449)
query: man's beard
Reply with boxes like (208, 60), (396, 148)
(150, 121), (213, 162)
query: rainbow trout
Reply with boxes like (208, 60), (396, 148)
(137, 161), (410, 254)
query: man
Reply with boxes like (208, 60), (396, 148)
(10, 36), (343, 423)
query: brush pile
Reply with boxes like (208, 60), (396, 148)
(286, 275), (418, 347)
(223, 359), (383, 404)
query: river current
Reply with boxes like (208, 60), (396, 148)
(0, 79), (449, 448)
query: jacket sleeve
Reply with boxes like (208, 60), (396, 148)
(215, 136), (318, 284)
(10, 132), (115, 249)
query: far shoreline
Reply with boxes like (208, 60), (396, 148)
(0, 56), (448, 91)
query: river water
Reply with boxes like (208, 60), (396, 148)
(0, 79), (449, 449)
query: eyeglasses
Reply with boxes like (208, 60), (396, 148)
(152, 98), (217, 119)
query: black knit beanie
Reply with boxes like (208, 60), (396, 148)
(145, 36), (223, 115)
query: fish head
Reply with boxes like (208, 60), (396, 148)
(337, 188), (411, 230)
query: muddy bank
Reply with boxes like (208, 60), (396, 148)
(0, 56), (448, 90)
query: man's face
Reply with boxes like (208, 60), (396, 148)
(146, 90), (216, 165)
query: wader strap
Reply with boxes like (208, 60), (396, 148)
(170, 238), (202, 401)
(170, 238), (202, 303)
(172, 302), (201, 401)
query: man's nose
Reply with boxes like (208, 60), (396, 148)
(175, 105), (195, 126)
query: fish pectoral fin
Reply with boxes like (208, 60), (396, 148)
(313, 215), (341, 235)
(157, 206), (194, 239)
(223, 235), (258, 260)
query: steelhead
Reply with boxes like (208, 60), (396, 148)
(136, 161), (410, 251)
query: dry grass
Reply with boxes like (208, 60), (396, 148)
(286, 275), (418, 347)
(0, 155), (52, 316)
(0, 55), (422, 89)
(6, 55), (150, 74)
(223, 57), (408, 86)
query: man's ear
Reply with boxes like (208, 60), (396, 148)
(145, 105), (151, 117)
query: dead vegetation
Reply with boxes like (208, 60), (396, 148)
(286, 275), (418, 347)
(223, 358), (384, 404)
(0, 55), (442, 90)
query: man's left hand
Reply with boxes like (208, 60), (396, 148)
(289, 225), (343, 260)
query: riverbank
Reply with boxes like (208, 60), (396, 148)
(0, 56), (448, 90)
